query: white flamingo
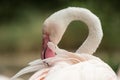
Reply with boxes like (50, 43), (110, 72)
(11, 7), (118, 80)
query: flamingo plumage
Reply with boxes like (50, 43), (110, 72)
(11, 7), (118, 80)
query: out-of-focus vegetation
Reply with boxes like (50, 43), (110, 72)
(0, 0), (120, 76)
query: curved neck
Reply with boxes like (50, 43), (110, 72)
(44, 7), (103, 54)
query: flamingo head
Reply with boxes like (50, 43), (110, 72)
(41, 32), (56, 59)
(41, 20), (65, 59)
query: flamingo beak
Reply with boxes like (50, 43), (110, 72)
(41, 33), (56, 59)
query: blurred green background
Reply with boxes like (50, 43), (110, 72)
(0, 0), (120, 77)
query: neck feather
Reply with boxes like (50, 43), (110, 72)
(44, 7), (103, 54)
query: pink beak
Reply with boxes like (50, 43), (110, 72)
(41, 33), (56, 59)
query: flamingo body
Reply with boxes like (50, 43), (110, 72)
(28, 43), (118, 80)
(11, 44), (118, 80)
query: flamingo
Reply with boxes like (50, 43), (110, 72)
(11, 7), (118, 80)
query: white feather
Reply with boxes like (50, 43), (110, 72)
(11, 64), (45, 80)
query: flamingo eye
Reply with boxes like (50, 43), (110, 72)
(43, 61), (50, 67)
